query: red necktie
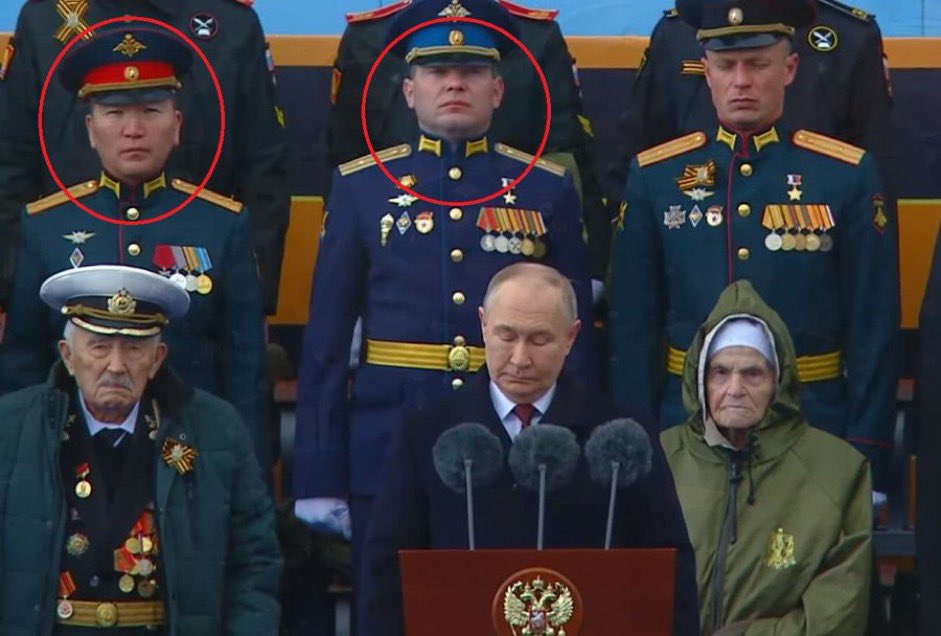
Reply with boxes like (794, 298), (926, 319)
(513, 403), (537, 429)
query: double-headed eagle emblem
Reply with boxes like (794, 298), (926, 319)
(503, 575), (574, 636)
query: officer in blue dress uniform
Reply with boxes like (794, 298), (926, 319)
(607, 0), (899, 489)
(0, 25), (269, 470)
(292, 0), (594, 592)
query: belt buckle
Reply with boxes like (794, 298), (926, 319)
(96, 602), (118, 627)
(447, 337), (470, 372)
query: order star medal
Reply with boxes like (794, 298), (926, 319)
(663, 205), (686, 230)
(161, 438), (198, 475)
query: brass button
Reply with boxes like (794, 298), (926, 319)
(453, 335), (466, 346)
(739, 163), (753, 177)
(95, 602), (118, 627)
(737, 247), (750, 261)
(450, 249), (464, 263)
(452, 291), (465, 305)
(127, 242), (142, 257)
(452, 378), (464, 390)
(449, 207), (463, 221)
(448, 166), (462, 180)
(125, 206), (140, 221)
(737, 203), (751, 218)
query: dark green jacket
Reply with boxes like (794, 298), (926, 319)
(0, 364), (281, 635)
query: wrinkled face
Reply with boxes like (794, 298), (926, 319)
(703, 39), (797, 132)
(706, 346), (776, 431)
(59, 327), (167, 423)
(403, 64), (503, 142)
(86, 98), (181, 185)
(480, 279), (580, 404)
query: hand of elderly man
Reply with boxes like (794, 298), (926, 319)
(294, 497), (352, 541)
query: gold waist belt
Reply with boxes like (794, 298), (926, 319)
(56, 599), (165, 628)
(666, 346), (842, 383)
(365, 338), (485, 372)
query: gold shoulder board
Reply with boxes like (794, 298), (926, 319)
(26, 180), (99, 215)
(792, 130), (865, 166)
(637, 132), (707, 168)
(817, 0), (871, 22)
(497, 0), (559, 21)
(494, 143), (566, 177)
(346, 0), (411, 24)
(663, 8), (679, 18)
(171, 179), (243, 213)
(338, 144), (412, 177)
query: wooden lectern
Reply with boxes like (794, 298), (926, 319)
(400, 548), (676, 635)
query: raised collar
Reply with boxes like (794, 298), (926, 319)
(98, 171), (167, 200)
(715, 124), (781, 154)
(417, 133), (489, 158)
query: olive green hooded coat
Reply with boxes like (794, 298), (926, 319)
(661, 281), (872, 635)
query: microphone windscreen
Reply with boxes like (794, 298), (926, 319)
(432, 422), (505, 493)
(508, 424), (580, 493)
(584, 418), (653, 488)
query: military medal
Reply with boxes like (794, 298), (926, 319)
(66, 533), (90, 557)
(63, 230), (95, 245)
(806, 233), (821, 252)
(196, 274), (213, 295)
(688, 205), (703, 227)
(480, 234), (496, 252)
(532, 239), (547, 259)
(477, 207), (499, 253)
(520, 238), (536, 256)
(396, 212), (411, 235)
(184, 273), (198, 292)
(138, 579), (157, 598)
(399, 174), (417, 189)
(414, 211), (434, 234)
(119, 574), (136, 593)
(508, 236), (522, 255)
(389, 193), (418, 208)
(55, 0), (93, 44)
(57, 572), (77, 619)
(75, 463), (92, 499)
(706, 206), (723, 227)
(793, 233), (807, 251)
(663, 205), (686, 229)
(162, 438), (199, 475)
(501, 177), (518, 205)
(494, 234), (510, 253)
(380, 213), (394, 246)
(137, 557), (155, 577)
(820, 234), (833, 252)
(787, 174), (803, 202)
(69, 247), (84, 269)
(676, 160), (717, 201)
(764, 233), (782, 251)
(781, 233), (797, 251)
(126, 537), (142, 554)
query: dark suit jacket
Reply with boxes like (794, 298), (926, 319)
(359, 370), (700, 635)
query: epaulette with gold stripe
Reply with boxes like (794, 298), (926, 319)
(338, 144), (412, 176)
(792, 130), (865, 166)
(494, 143), (566, 177)
(346, 0), (411, 24)
(497, 0), (558, 20)
(26, 180), (98, 215)
(817, 0), (872, 22)
(637, 132), (707, 168)
(171, 179), (243, 213)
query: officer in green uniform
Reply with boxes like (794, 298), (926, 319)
(607, 0), (899, 490)
(604, 0), (893, 207)
(0, 0), (288, 313)
(0, 24), (270, 470)
(328, 0), (611, 284)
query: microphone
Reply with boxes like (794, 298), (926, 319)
(584, 418), (653, 548)
(432, 423), (505, 549)
(508, 424), (580, 549)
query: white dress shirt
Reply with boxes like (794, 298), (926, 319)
(489, 381), (556, 440)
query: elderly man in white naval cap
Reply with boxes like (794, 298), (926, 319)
(0, 265), (280, 636)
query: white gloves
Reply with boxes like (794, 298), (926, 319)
(294, 497), (352, 541)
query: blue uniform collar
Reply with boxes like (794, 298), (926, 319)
(417, 132), (490, 159)
(715, 123), (781, 154)
(98, 171), (168, 201)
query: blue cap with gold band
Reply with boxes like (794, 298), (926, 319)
(41, 265), (190, 338)
(59, 24), (192, 105)
(386, 0), (518, 66)
(677, 0), (816, 51)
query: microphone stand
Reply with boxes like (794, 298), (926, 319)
(464, 459), (475, 550)
(605, 461), (621, 550)
(537, 463), (547, 550)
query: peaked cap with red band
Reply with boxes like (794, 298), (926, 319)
(59, 25), (192, 105)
